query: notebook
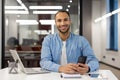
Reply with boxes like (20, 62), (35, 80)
(9, 49), (50, 74)
(61, 73), (82, 78)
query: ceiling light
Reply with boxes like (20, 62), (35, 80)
(111, 8), (120, 14)
(5, 11), (29, 14)
(67, 5), (70, 8)
(34, 30), (50, 35)
(39, 20), (55, 25)
(33, 11), (58, 14)
(17, 15), (20, 17)
(94, 18), (102, 23)
(17, 0), (28, 11)
(69, 0), (72, 3)
(94, 13), (112, 23)
(29, 6), (63, 9)
(5, 6), (24, 9)
(101, 13), (112, 19)
(94, 8), (120, 23)
(66, 9), (69, 11)
(5, 0), (28, 13)
(16, 20), (38, 25)
(20, 3), (28, 11)
(17, 0), (22, 4)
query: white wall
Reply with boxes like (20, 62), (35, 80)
(0, 0), (2, 69)
(92, 0), (120, 68)
(92, 0), (102, 60)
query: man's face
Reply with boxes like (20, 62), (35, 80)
(55, 12), (71, 34)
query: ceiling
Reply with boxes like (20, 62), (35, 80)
(21, 0), (79, 14)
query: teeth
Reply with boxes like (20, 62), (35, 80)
(60, 26), (66, 29)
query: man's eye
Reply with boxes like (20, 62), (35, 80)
(57, 19), (61, 22)
(64, 18), (68, 21)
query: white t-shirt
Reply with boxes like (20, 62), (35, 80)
(60, 41), (67, 65)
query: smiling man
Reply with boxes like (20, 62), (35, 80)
(40, 10), (99, 74)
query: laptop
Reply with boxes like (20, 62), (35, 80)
(9, 49), (50, 74)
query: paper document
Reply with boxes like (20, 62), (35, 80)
(61, 73), (81, 78)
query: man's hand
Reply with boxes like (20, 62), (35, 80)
(58, 63), (79, 74)
(77, 63), (90, 75)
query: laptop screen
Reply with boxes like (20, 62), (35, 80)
(9, 49), (26, 72)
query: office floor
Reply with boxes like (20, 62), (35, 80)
(100, 63), (120, 80)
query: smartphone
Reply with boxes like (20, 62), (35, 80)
(89, 74), (100, 78)
(77, 56), (87, 64)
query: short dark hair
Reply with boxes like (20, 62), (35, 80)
(54, 10), (70, 19)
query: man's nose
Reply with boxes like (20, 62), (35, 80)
(61, 21), (65, 25)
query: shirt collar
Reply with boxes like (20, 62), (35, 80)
(56, 32), (73, 42)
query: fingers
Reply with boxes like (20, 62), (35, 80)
(59, 63), (79, 74)
(59, 63), (89, 74)
(77, 63), (89, 74)
(68, 63), (79, 71)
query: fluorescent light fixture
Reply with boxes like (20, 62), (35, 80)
(17, 0), (28, 11)
(39, 20), (55, 25)
(111, 8), (120, 14)
(34, 30), (50, 35)
(94, 18), (102, 23)
(5, 11), (29, 14)
(94, 13), (112, 23)
(20, 3), (28, 11)
(69, 0), (72, 3)
(39, 20), (55, 34)
(5, 0), (28, 14)
(94, 8), (120, 23)
(5, 6), (24, 9)
(101, 13), (112, 19)
(33, 11), (58, 14)
(16, 20), (38, 25)
(29, 6), (63, 9)
(17, 0), (22, 4)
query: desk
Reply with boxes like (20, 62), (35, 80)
(0, 68), (118, 80)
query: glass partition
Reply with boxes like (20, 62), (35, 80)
(4, 0), (79, 68)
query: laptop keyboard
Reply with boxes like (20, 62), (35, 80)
(25, 68), (50, 74)
(25, 68), (40, 72)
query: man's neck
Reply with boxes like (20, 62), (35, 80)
(59, 32), (70, 41)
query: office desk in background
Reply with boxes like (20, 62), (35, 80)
(0, 68), (118, 80)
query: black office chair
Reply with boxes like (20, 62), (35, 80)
(7, 37), (19, 49)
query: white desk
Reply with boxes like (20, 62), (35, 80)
(0, 68), (118, 80)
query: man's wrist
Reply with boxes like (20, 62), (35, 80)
(58, 66), (63, 73)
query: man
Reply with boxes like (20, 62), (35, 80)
(40, 10), (99, 74)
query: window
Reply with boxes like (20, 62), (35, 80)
(106, 0), (118, 51)
(3, 0), (79, 68)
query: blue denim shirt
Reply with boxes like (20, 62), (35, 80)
(40, 32), (99, 72)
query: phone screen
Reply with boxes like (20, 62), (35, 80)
(89, 74), (99, 78)
(77, 56), (87, 64)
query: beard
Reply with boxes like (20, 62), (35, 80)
(57, 26), (70, 34)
